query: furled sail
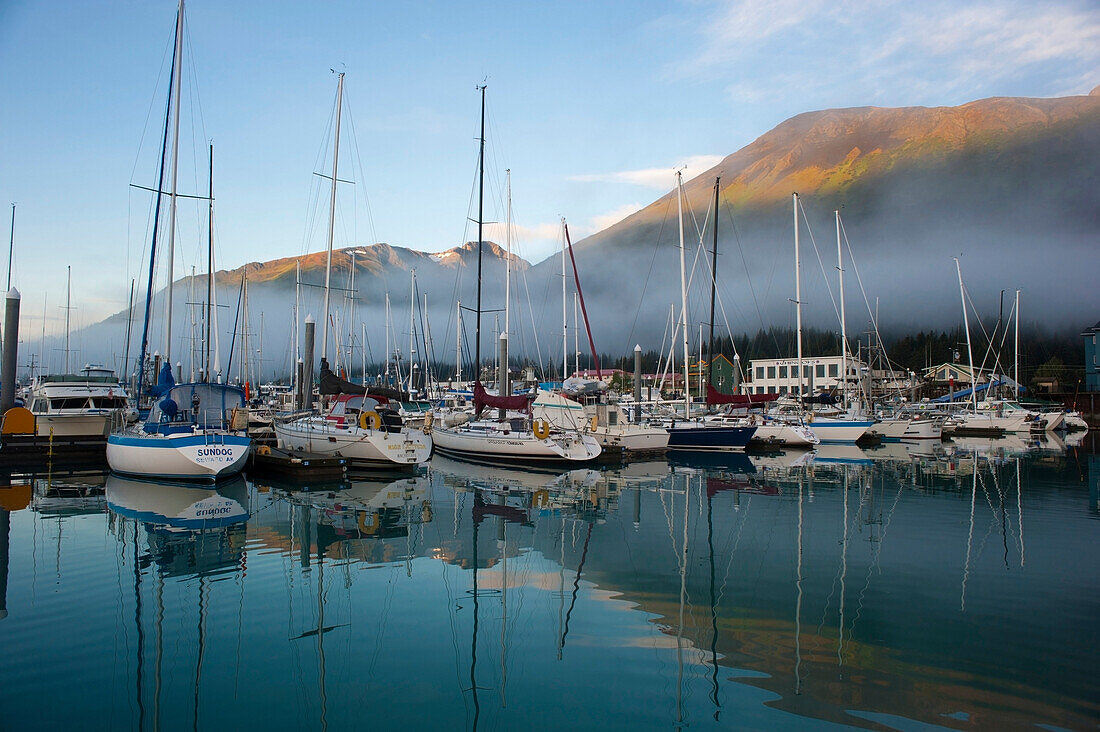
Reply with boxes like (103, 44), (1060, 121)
(706, 384), (779, 406)
(318, 358), (407, 401)
(473, 380), (534, 413)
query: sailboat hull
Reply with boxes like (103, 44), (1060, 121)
(106, 431), (251, 480)
(805, 419), (873, 444)
(665, 424), (756, 451)
(274, 417), (432, 469)
(431, 422), (601, 465)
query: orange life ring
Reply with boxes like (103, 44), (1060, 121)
(359, 410), (382, 431)
(533, 419), (551, 440)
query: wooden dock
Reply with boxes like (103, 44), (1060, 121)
(0, 433), (108, 479)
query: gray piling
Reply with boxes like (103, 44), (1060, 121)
(1, 288), (20, 412)
(633, 344), (642, 423)
(303, 316), (316, 411)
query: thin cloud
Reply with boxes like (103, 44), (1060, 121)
(505, 202), (647, 264)
(571, 155), (725, 189)
(673, 0), (1100, 103)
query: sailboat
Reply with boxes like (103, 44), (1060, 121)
(273, 73), (432, 470)
(694, 178), (816, 448)
(531, 220), (669, 454)
(663, 172), (756, 451)
(106, 0), (251, 481)
(430, 87), (601, 465)
(781, 194), (871, 444)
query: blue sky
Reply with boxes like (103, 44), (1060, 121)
(1, 0), (1096, 335)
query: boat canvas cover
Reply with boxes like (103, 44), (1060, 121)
(145, 383), (245, 431)
(562, 377), (607, 396)
(473, 380), (535, 413)
(318, 359), (405, 402)
(706, 384), (779, 406)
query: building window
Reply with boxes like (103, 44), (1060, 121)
(828, 364), (838, 377)
(816, 364), (825, 378)
(779, 386), (787, 394)
(767, 366), (776, 379)
(756, 366), (764, 379)
(778, 366), (786, 378)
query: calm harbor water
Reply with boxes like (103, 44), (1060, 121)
(1, 436), (1098, 730)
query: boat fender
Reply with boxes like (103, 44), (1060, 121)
(359, 410), (382, 431)
(533, 419), (551, 440)
(256, 444), (271, 456)
(589, 415), (598, 431)
(423, 411), (433, 433)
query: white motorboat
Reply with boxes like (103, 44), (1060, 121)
(1063, 411), (1089, 432)
(28, 365), (129, 437)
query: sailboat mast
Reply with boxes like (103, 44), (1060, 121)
(188, 265), (196, 380)
(408, 269), (416, 393)
(677, 172), (690, 418)
(706, 177), (719, 400)
(1014, 289), (1020, 399)
(164, 0), (184, 365)
(504, 169), (511, 338)
(293, 260), (300, 388)
(384, 293), (391, 383)
(6, 203), (14, 291)
(574, 293), (579, 375)
(455, 299), (462, 382)
(64, 265), (71, 374)
(793, 193), (803, 399)
(837, 210), (847, 409)
(123, 280), (135, 383)
(954, 258), (977, 412)
(320, 71), (344, 365)
(205, 143), (214, 381)
(474, 84), (486, 380)
(560, 219), (568, 381)
(135, 3), (180, 399)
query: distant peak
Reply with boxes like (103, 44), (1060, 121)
(1091, 84), (1100, 96)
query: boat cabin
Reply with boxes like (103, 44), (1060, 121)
(144, 383), (246, 434)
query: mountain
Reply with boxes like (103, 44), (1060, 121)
(538, 91), (1100, 357)
(52, 241), (523, 381)
(35, 91), (1100, 379)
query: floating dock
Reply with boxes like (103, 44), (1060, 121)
(248, 445), (348, 481)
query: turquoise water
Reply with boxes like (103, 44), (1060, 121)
(1, 438), (1098, 730)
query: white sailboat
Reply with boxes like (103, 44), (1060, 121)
(781, 195), (871, 444)
(430, 87), (601, 466)
(106, 0), (251, 481)
(274, 73), (432, 470)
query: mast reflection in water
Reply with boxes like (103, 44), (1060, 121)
(0, 440), (1096, 730)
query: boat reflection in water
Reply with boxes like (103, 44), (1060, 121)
(1, 444), (1097, 731)
(106, 473), (250, 576)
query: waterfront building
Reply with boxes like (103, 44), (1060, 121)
(745, 355), (867, 396)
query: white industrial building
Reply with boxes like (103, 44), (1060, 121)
(745, 355), (868, 395)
